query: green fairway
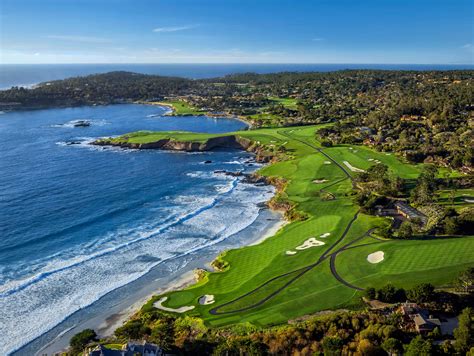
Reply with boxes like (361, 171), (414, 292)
(116, 124), (473, 327)
(152, 100), (205, 115)
(334, 236), (474, 288)
(269, 96), (299, 109)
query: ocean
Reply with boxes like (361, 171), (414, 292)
(0, 104), (279, 355)
(1, 63), (473, 89)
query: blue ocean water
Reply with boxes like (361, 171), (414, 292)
(1, 63), (473, 89)
(0, 104), (276, 354)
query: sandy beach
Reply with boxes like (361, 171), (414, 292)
(31, 208), (284, 356)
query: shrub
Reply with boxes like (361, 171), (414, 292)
(70, 329), (97, 353)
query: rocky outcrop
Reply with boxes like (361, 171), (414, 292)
(92, 135), (274, 163)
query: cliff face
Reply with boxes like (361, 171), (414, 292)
(93, 135), (273, 163)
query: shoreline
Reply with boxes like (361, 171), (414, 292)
(95, 217), (287, 336)
(33, 209), (284, 356)
(138, 101), (253, 128)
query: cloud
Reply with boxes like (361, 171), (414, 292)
(45, 35), (112, 43)
(152, 25), (197, 33)
(312, 37), (325, 42)
(462, 43), (472, 49)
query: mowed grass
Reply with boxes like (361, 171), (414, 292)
(436, 189), (474, 210)
(153, 100), (205, 115)
(118, 124), (473, 327)
(269, 97), (299, 109)
(109, 130), (228, 144)
(335, 236), (474, 288)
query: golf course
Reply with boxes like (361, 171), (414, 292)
(105, 124), (474, 327)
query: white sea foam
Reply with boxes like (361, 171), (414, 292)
(0, 175), (275, 355)
(51, 119), (109, 128)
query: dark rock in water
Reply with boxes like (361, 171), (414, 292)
(66, 141), (82, 145)
(247, 163), (254, 166)
(257, 202), (268, 208)
(204, 160), (212, 164)
(73, 120), (91, 127)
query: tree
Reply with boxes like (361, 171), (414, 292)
(457, 267), (474, 293)
(454, 307), (473, 354)
(365, 287), (376, 300)
(382, 338), (403, 355)
(70, 329), (97, 354)
(377, 284), (405, 303)
(404, 335), (433, 356)
(398, 221), (413, 239)
(406, 283), (435, 303)
(443, 216), (459, 235)
(322, 336), (344, 356)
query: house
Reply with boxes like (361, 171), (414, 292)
(397, 302), (442, 334)
(395, 202), (427, 224)
(413, 313), (442, 334)
(86, 341), (163, 356)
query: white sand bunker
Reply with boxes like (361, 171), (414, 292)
(324, 161), (332, 165)
(368, 158), (374, 161)
(367, 251), (384, 264)
(464, 198), (474, 203)
(198, 295), (215, 305)
(343, 161), (366, 173)
(154, 297), (195, 313)
(319, 232), (331, 238)
(313, 179), (329, 184)
(296, 237), (325, 250)
(286, 250), (297, 255)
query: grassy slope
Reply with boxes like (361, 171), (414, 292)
(122, 125), (472, 327)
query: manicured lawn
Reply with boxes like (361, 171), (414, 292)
(269, 97), (299, 109)
(335, 236), (474, 288)
(153, 100), (205, 115)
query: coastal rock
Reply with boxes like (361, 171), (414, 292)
(91, 135), (276, 163)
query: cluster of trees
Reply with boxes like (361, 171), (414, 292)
(70, 305), (474, 355)
(0, 71), (195, 109)
(365, 283), (435, 304)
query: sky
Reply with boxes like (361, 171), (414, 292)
(0, 0), (473, 64)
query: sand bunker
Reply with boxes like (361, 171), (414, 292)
(368, 158), (374, 161)
(343, 161), (366, 173)
(296, 237), (325, 250)
(367, 251), (384, 264)
(199, 295), (215, 305)
(154, 297), (195, 313)
(319, 232), (331, 238)
(464, 198), (474, 203)
(286, 250), (297, 255)
(313, 179), (329, 184)
(324, 161), (332, 165)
